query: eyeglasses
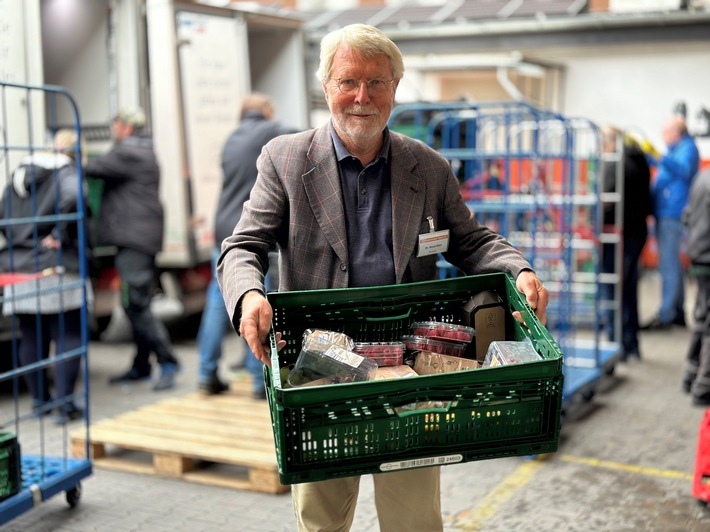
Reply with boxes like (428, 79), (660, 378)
(331, 78), (395, 96)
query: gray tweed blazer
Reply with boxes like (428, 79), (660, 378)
(217, 123), (532, 326)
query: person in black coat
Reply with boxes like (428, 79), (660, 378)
(601, 127), (652, 361)
(197, 93), (299, 396)
(86, 108), (180, 391)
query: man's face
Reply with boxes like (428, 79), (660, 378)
(323, 44), (399, 148)
(112, 119), (133, 141)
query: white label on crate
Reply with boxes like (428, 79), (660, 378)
(379, 454), (463, 472)
(324, 345), (363, 368)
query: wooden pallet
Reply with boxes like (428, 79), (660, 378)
(70, 388), (289, 494)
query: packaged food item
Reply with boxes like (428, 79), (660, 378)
(374, 365), (418, 380)
(301, 328), (354, 353)
(482, 340), (541, 367)
(413, 352), (480, 375)
(462, 291), (506, 363)
(353, 341), (405, 366)
(287, 344), (377, 387)
(402, 335), (468, 357)
(411, 321), (475, 343)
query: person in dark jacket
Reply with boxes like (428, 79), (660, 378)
(0, 128), (92, 423)
(600, 127), (652, 360)
(682, 166), (710, 405)
(85, 108), (180, 391)
(197, 93), (298, 397)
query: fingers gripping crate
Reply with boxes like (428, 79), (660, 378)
(266, 273), (564, 485)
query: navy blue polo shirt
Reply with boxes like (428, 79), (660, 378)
(330, 123), (396, 288)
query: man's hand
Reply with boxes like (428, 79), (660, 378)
(239, 290), (285, 367)
(514, 270), (549, 326)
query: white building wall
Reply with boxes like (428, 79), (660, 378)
(545, 43), (710, 159)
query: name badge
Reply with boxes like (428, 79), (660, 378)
(418, 230), (450, 257)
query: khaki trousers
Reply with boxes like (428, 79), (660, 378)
(291, 467), (442, 532)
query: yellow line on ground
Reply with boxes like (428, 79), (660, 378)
(446, 454), (692, 530)
(447, 458), (545, 531)
(558, 454), (693, 481)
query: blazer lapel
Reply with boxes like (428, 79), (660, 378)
(390, 134), (425, 283)
(302, 125), (349, 265)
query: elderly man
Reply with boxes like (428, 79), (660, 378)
(218, 24), (548, 531)
(86, 108), (180, 391)
(642, 116), (700, 331)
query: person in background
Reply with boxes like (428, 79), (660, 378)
(218, 23), (549, 532)
(682, 165), (710, 405)
(600, 127), (652, 360)
(0, 128), (92, 424)
(641, 116), (699, 331)
(86, 108), (180, 391)
(197, 93), (298, 398)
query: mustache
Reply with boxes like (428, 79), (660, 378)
(347, 107), (379, 116)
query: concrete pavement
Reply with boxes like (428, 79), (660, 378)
(2, 272), (710, 531)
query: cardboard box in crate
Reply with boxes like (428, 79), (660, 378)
(0, 432), (21, 502)
(266, 273), (563, 485)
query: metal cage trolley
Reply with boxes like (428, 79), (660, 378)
(388, 101), (623, 408)
(0, 81), (92, 524)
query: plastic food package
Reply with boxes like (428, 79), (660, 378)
(411, 321), (475, 343)
(413, 352), (480, 375)
(286, 344), (377, 387)
(402, 335), (468, 357)
(301, 328), (355, 353)
(482, 340), (541, 367)
(374, 365), (418, 380)
(353, 342), (405, 366)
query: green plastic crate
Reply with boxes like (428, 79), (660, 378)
(266, 273), (564, 485)
(0, 432), (21, 502)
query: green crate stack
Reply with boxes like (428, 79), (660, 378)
(265, 272), (564, 485)
(0, 431), (21, 502)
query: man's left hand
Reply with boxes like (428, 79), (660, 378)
(514, 270), (549, 326)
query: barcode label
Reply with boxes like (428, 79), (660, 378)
(324, 345), (363, 368)
(379, 454), (463, 472)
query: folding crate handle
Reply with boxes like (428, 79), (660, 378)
(393, 400), (452, 417)
(356, 307), (412, 322)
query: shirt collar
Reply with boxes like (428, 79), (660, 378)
(329, 120), (391, 164)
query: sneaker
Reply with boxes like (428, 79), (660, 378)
(31, 398), (53, 418)
(639, 316), (672, 331)
(153, 363), (179, 391)
(52, 405), (84, 426)
(109, 367), (151, 385)
(199, 376), (229, 396)
(692, 393), (710, 407)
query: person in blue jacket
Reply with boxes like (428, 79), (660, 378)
(642, 116), (699, 331)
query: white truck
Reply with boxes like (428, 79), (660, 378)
(1, 0), (310, 331)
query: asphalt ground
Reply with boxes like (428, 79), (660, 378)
(2, 271), (710, 531)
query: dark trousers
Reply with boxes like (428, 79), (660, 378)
(19, 309), (83, 409)
(686, 274), (710, 398)
(602, 237), (646, 354)
(115, 247), (178, 373)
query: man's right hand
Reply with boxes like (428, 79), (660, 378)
(239, 290), (283, 367)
